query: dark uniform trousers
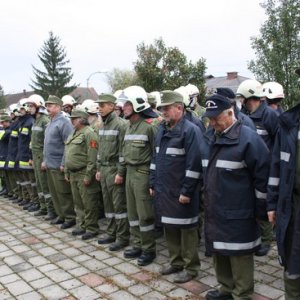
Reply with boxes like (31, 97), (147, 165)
(46, 169), (76, 222)
(164, 226), (200, 276)
(33, 152), (54, 214)
(69, 170), (100, 234)
(100, 165), (129, 243)
(126, 165), (155, 253)
(284, 192), (300, 300)
(213, 253), (254, 300)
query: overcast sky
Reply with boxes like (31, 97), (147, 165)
(0, 0), (266, 95)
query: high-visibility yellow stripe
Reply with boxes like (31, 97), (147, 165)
(11, 130), (18, 137)
(8, 161), (15, 168)
(0, 161), (5, 167)
(21, 128), (29, 135)
(19, 161), (32, 169)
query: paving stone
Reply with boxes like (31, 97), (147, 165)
(10, 263), (32, 273)
(253, 294), (273, 300)
(37, 246), (58, 257)
(28, 256), (50, 266)
(3, 255), (25, 266)
(5, 280), (33, 296)
(44, 238), (61, 245)
(0, 265), (13, 276)
(200, 275), (219, 287)
(11, 245), (31, 253)
(81, 259), (106, 271)
(0, 288), (13, 299)
(254, 271), (277, 284)
(95, 283), (119, 294)
(114, 262), (140, 275)
(88, 250), (111, 260)
(0, 250), (15, 259)
(59, 278), (83, 290)
(72, 254), (91, 263)
(271, 278), (284, 290)
(37, 264), (59, 273)
(61, 248), (82, 257)
(45, 269), (72, 283)
(255, 283), (284, 299)
(53, 243), (69, 250)
(45, 227), (60, 233)
(16, 291), (43, 300)
(68, 267), (90, 277)
(0, 274), (20, 284)
(39, 284), (69, 299)
(21, 236), (40, 245)
(47, 253), (68, 263)
(131, 272), (154, 282)
(70, 285), (100, 300)
(79, 245), (98, 253)
(19, 250), (38, 260)
(67, 240), (87, 248)
(110, 273), (136, 287)
(79, 273), (105, 287)
(18, 268), (44, 282)
(109, 290), (138, 300)
(56, 259), (80, 270)
(102, 257), (123, 266)
(167, 287), (193, 298)
(179, 280), (211, 294)
(0, 245), (9, 252)
(142, 291), (167, 300)
(128, 283), (152, 296)
(148, 279), (175, 293)
(30, 277), (55, 289)
(97, 267), (120, 277)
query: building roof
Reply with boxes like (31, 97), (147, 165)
(4, 87), (99, 107)
(205, 72), (250, 93)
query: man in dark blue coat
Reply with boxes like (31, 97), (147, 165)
(150, 90), (202, 283)
(267, 68), (300, 299)
(202, 94), (270, 300)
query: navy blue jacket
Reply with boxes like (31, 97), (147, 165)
(0, 126), (11, 169)
(15, 114), (34, 170)
(267, 103), (300, 276)
(200, 121), (270, 255)
(184, 110), (206, 133)
(6, 118), (20, 170)
(150, 117), (203, 228)
(243, 101), (278, 151)
(234, 107), (256, 131)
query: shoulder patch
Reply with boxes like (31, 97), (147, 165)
(89, 139), (98, 149)
(145, 119), (153, 124)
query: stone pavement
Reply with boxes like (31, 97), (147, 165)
(0, 196), (285, 300)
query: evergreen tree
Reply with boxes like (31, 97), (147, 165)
(0, 85), (7, 109)
(30, 31), (77, 99)
(248, 0), (300, 108)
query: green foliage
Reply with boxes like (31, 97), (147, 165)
(134, 38), (206, 98)
(0, 85), (7, 109)
(106, 68), (141, 92)
(30, 31), (77, 99)
(248, 0), (300, 108)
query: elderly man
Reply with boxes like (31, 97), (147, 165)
(150, 90), (202, 283)
(43, 95), (76, 229)
(267, 68), (300, 299)
(64, 110), (100, 240)
(201, 94), (270, 300)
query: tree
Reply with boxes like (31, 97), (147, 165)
(0, 85), (7, 109)
(248, 0), (300, 108)
(31, 31), (77, 99)
(134, 38), (206, 98)
(106, 68), (141, 92)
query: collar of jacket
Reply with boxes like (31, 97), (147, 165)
(162, 117), (185, 138)
(103, 111), (116, 125)
(248, 100), (267, 118)
(279, 103), (300, 130)
(204, 121), (241, 146)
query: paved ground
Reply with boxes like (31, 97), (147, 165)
(0, 196), (286, 300)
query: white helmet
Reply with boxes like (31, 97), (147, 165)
(174, 86), (190, 107)
(149, 91), (161, 107)
(9, 104), (20, 116)
(117, 86), (149, 113)
(113, 90), (123, 98)
(185, 84), (199, 97)
(81, 99), (99, 114)
(18, 98), (30, 112)
(262, 82), (284, 99)
(62, 95), (76, 106)
(236, 79), (262, 99)
(27, 94), (45, 107)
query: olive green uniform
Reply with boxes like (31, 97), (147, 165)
(31, 114), (54, 214)
(123, 117), (156, 253)
(98, 112), (129, 244)
(65, 126), (100, 234)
